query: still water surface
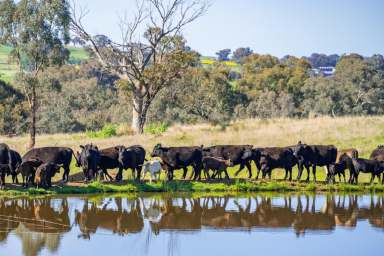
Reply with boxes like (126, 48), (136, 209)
(0, 193), (382, 256)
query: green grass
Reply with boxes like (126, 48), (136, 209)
(1, 180), (383, 196)
(0, 45), (90, 81)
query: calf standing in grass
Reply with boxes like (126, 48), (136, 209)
(202, 157), (233, 180)
(351, 158), (384, 184)
(142, 160), (163, 183)
(35, 163), (62, 188)
(15, 159), (43, 188)
(327, 149), (358, 183)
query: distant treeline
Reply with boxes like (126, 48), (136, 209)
(1, 50), (384, 135)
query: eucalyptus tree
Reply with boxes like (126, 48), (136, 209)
(0, 0), (70, 148)
(71, 0), (209, 133)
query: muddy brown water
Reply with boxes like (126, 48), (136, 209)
(0, 193), (382, 256)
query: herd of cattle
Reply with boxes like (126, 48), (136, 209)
(0, 142), (384, 189)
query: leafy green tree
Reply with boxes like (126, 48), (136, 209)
(71, 0), (209, 133)
(0, 0), (70, 148)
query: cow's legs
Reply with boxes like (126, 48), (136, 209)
(135, 167), (141, 181)
(115, 168), (123, 182)
(312, 164), (317, 183)
(234, 163), (245, 177)
(182, 167), (188, 180)
(245, 161), (252, 179)
(296, 162), (304, 181)
(62, 165), (70, 182)
(288, 167), (292, 181)
(255, 167), (262, 180)
(167, 169), (174, 181)
(224, 168), (230, 180)
(305, 164), (311, 182)
(370, 174), (375, 184)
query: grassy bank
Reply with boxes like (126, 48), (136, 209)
(1, 180), (384, 196)
(1, 116), (383, 185)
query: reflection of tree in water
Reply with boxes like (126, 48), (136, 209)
(0, 198), (70, 256)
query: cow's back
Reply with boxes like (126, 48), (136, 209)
(22, 147), (72, 165)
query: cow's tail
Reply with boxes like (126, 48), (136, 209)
(70, 149), (80, 166)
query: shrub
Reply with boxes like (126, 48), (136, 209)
(144, 122), (169, 135)
(86, 123), (117, 138)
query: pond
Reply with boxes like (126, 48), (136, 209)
(0, 193), (382, 256)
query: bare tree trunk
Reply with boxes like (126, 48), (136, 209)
(28, 84), (36, 149)
(132, 96), (144, 134)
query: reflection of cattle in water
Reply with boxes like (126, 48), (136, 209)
(75, 197), (144, 238)
(358, 197), (384, 229)
(149, 198), (203, 235)
(0, 198), (70, 256)
(147, 195), (384, 235)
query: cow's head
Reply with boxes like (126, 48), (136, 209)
(151, 144), (166, 157)
(116, 146), (133, 169)
(293, 141), (306, 159)
(326, 163), (337, 183)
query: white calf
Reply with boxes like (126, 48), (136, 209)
(142, 160), (163, 183)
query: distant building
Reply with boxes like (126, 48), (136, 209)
(311, 66), (336, 77)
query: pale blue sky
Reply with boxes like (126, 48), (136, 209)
(74, 0), (384, 57)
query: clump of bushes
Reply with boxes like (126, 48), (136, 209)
(144, 122), (169, 135)
(86, 124), (117, 138)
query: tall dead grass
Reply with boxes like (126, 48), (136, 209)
(1, 116), (383, 157)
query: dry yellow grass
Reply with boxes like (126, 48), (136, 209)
(1, 116), (383, 158)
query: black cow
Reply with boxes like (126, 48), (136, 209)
(98, 145), (145, 182)
(351, 158), (384, 184)
(327, 149), (358, 184)
(15, 159), (43, 188)
(241, 147), (263, 179)
(22, 147), (74, 182)
(77, 144), (101, 182)
(97, 146), (123, 182)
(202, 145), (254, 178)
(9, 149), (22, 184)
(151, 144), (204, 181)
(259, 147), (297, 180)
(292, 142), (337, 182)
(202, 157), (233, 180)
(116, 145), (146, 181)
